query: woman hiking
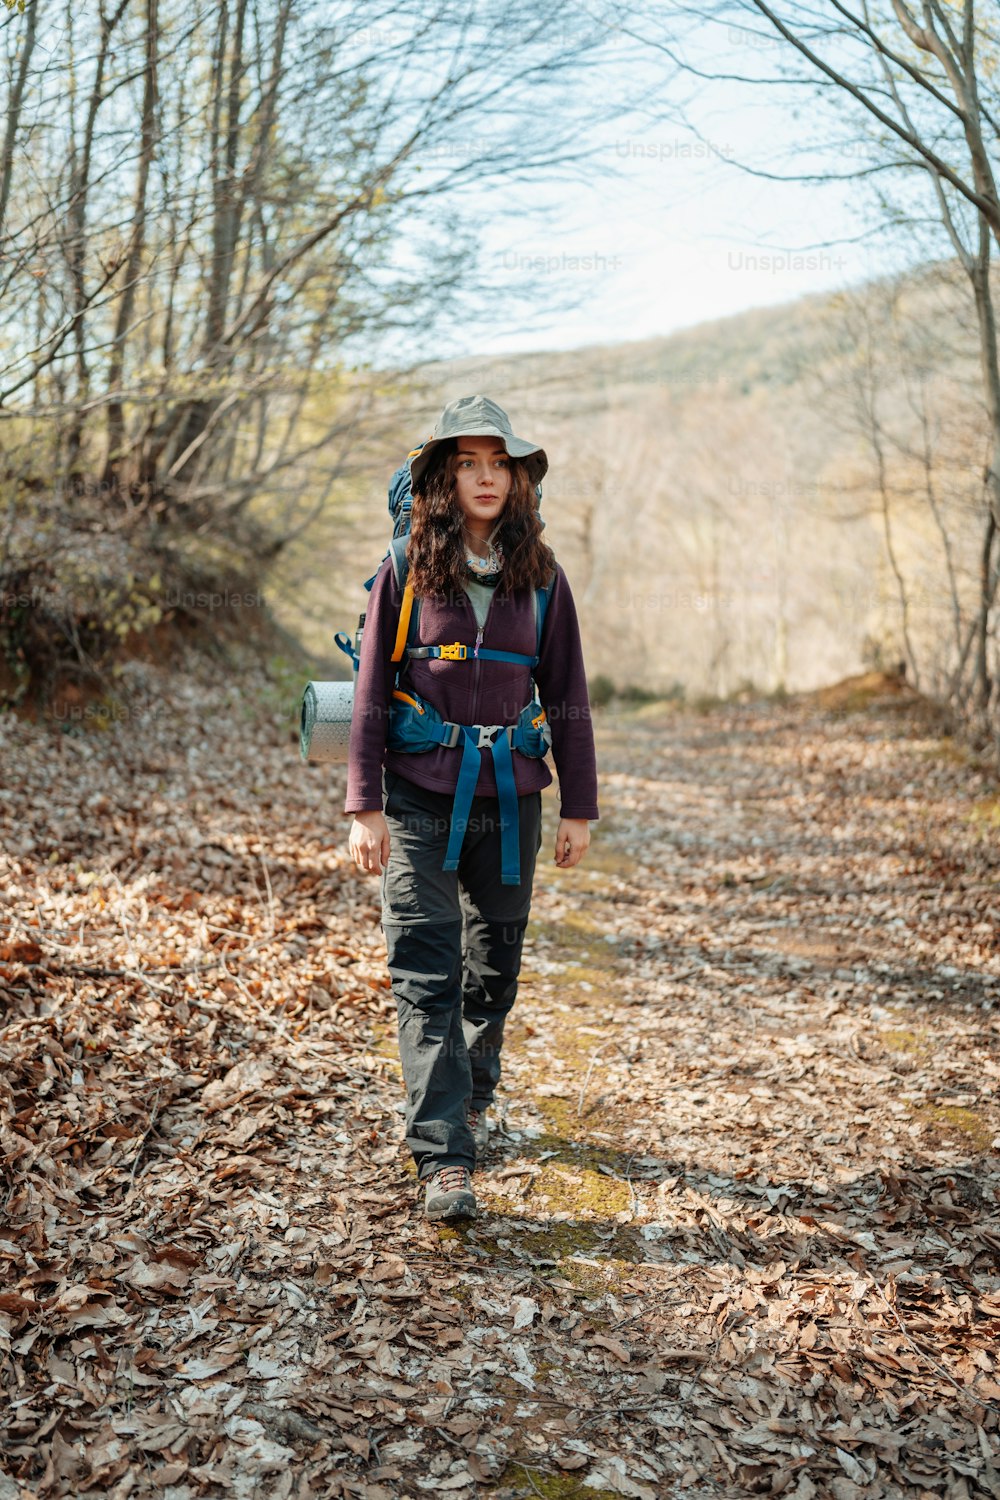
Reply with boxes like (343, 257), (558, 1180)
(345, 395), (599, 1223)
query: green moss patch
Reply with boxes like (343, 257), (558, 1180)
(470, 1217), (642, 1266)
(524, 1134), (640, 1178)
(483, 1162), (631, 1219)
(913, 1103), (994, 1153)
(967, 796), (1000, 831)
(578, 844), (636, 878)
(365, 1016), (402, 1064)
(502, 1464), (622, 1499)
(434, 1225), (465, 1245)
(527, 914), (618, 974)
(529, 1088), (631, 1141)
(557, 963), (617, 990)
(878, 1027), (932, 1060)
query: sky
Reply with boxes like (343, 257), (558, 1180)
(410, 17), (929, 363)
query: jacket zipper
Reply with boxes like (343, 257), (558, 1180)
(467, 588), (497, 727)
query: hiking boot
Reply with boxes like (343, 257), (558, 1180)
(424, 1165), (477, 1222)
(468, 1107), (490, 1163)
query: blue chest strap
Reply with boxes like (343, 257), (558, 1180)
(406, 642), (538, 666)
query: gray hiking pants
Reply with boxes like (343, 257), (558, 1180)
(379, 769), (543, 1180)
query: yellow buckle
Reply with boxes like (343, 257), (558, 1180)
(438, 642), (468, 661)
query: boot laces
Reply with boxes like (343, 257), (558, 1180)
(434, 1164), (470, 1193)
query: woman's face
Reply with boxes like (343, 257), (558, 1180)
(452, 434), (512, 536)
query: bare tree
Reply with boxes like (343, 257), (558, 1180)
(102, 0), (160, 488)
(0, 0), (621, 556)
(0, 0), (37, 241)
(620, 0), (1000, 736)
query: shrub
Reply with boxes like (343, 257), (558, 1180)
(588, 673), (616, 708)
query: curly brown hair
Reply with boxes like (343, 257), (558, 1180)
(406, 438), (555, 599)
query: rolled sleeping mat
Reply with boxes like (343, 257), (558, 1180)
(300, 680), (354, 763)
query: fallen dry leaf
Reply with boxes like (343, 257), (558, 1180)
(1, 666), (998, 1499)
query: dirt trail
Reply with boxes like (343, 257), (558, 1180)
(2, 659), (999, 1500)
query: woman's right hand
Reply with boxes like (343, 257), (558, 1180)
(349, 811), (390, 875)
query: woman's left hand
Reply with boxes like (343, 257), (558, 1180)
(554, 818), (590, 869)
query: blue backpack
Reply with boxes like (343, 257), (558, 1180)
(336, 442), (554, 885)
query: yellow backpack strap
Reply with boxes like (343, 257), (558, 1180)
(392, 579), (415, 664)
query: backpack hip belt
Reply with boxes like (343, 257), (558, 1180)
(387, 686), (551, 886)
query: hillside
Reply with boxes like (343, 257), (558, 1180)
(272, 260), (986, 704)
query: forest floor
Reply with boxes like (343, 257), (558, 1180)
(2, 648), (1000, 1500)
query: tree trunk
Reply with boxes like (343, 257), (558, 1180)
(102, 0), (159, 491)
(0, 0), (39, 246)
(973, 510), (996, 712)
(968, 216), (1000, 537)
(62, 0), (129, 473)
(161, 0), (250, 492)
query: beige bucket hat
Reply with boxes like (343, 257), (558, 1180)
(408, 394), (548, 494)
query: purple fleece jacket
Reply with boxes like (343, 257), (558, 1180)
(344, 557), (599, 820)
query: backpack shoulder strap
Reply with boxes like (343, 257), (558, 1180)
(388, 535), (422, 665)
(388, 534), (409, 590)
(532, 567), (557, 658)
